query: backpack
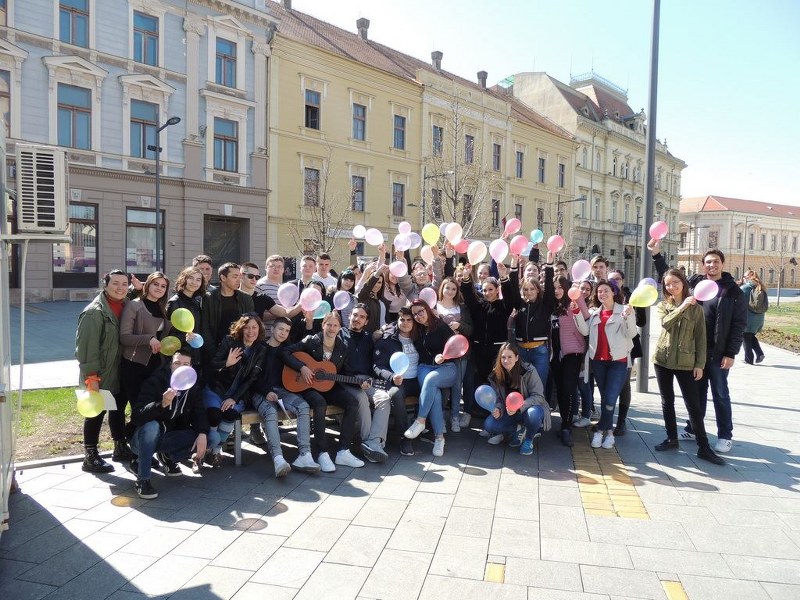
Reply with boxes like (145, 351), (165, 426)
(749, 288), (769, 314)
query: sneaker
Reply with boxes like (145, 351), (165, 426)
(678, 429), (696, 441)
(479, 429), (491, 438)
(292, 452), (321, 473)
(273, 456), (291, 478)
(520, 438), (534, 456)
(404, 420), (426, 440)
(613, 425), (626, 437)
(317, 452), (336, 473)
(190, 455), (202, 474)
(335, 449), (365, 468)
(399, 438), (415, 456)
(561, 429), (574, 447)
(361, 440), (388, 463)
(211, 453), (224, 469)
(459, 412), (472, 428)
(249, 424), (267, 446)
(655, 439), (679, 452)
(487, 433), (505, 445)
(572, 417), (590, 428)
(601, 433), (615, 449)
(134, 479), (158, 500)
(755, 354), (765, 364)
(698, 445), (726, 465)
(432, 437), (445, 457)
(509, 426), (526, 448)
(125, 458), (140, 477)
(591, 431), (603, 448)
(450, 416), (461, 433)
(590, 407), (599, 420)
(714, 438), (733, 453)
(157, 453), (181, 477)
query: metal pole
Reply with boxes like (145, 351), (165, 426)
(636, 0), (660, 393)
(741, 215), (748, 278)
(154, 134), (161, 272)
(421, 164), (427, 228)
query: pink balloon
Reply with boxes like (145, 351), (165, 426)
(419, 287), (437, 309)
(420, 245), (434, 265)
(567, 287), (582, 301)
(546, 234), (565, 253)
(445, 222), (463, 243)
(571, 259), (591, 281)
(398, 221), (412, 234)
(442, 334), (469, 359)
(353, 224), (366, 239)
(454, 238), (470, 254)
(333, 290), (351, 311)
(394, 233), (411, 252)
(509, 235), (528, 256)
(489, 239), (509, 263)
(170, 365), (198, 391)
(505, 391), (525, 413)
(365, 228), (384, 246)
(389, 260), (408, 277)
(649, 221), (668, 240)
(693, 279), (719, 302)
(467, 241), (487, 265)
(277, 282), (300, 307)
(408, 232), (422, 249)
(504, 218), (522, 236)
(300, 287), (322, 312)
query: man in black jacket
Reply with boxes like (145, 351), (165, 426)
(129, 350), (212, 499)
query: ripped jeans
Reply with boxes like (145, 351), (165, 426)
(590, 359), (628, 432)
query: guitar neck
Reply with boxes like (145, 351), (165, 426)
(316, 371), (385, 390)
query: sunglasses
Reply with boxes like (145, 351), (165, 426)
(244, 273), (259, 280)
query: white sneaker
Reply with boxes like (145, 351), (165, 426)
(335, 449), (365, 468)
(273, 456), (291, 478)
(459, 412), (472, 428)
(591, 431), (603, 448)
(714, 438), (733, 453)
(601, 433), (615, 449)
(679, 429), (696, 441)
(479, 429), (490, 438)
(292, 452), (321, 474)
(450, 416), (461, 433)
(404, 420), (426, 439)
(317, 452), (336, 473)
(432, 437), (445, 457)
(488, 433), (505, 445)
(572, 417), (591, 428)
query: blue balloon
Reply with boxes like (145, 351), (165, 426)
(389, 351), (410, 376)
(188, 334), (204, 349)
(530, 229), (544, 244)
(313, 300), (332, 319)
(474, 384), (498, 412)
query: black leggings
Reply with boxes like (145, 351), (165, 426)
(742, 332), (764, 363)
(83, 392), (125, 447)
(302, 384), (358, 454)
(556, 353), (583, 430)
(653, 364), (709, 446)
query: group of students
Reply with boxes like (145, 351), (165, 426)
(75, 234), (751, 499)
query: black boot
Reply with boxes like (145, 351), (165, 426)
(697, 445), (725, 465)
(83, 447), (114, 473)
(112, 440), (136, 462)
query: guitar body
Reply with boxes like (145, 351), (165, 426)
(282, 352), (337, 393)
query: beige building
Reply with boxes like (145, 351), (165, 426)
(678, 196), (800, 288)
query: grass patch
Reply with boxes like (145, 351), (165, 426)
(760, 303), (800, 353)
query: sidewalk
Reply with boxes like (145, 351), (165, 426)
(2, 314), (799, 599)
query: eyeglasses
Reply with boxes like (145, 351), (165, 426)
(244, 273), (259, 280)
(411, 311), (426, 318)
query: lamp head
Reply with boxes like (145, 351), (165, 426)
(165, 116), (181, 126)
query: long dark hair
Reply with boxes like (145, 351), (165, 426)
(590, 279), (625, 308)
(553, 275), (572, 316)
(491, 342), (521, 389)
(410, 299), (446, 332)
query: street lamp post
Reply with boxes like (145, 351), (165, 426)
(740, 215), (760, 279)
(147, 116), (181, 273)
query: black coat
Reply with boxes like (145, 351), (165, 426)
(208, 337), (267, 403)
(461, 276), (515, 346)
(131, 363), (209, 435)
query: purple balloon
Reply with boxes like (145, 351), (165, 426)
(170, 366), (197, 391)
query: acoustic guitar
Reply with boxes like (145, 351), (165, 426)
(282, 351), (389, 393)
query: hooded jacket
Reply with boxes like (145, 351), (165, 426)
(488, 362), (551, 431)
(131, 363), (209, 435)
(75, 292), (125, 394)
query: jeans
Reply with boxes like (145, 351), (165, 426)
(742, 332), (764, 363)
(130, 420), (206, 480)
(483, 405), (544, 440)
(301, 384), (358, 454)
(460, 358), (476, 414)
(653, 364), (709, 447)
(341, 384), (391, 445)
(251, 388), (312, 458)
(687, 356), (733, 440)
(202, 386), (244, 452)
(518, 344), (549, 393)
(387, 378), (420, 437)
(417, 362), (458, 435)
(591, 360), (629, 431)
(555, 353), (583, 429)
(616, 368), (633, 430)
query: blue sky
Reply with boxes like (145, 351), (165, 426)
(291, 0), (800, 206)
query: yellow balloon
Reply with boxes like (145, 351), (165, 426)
(170, 308), (195, 333)
(76, 390), (104, 418)
(421, 223), (440, 246)
(630, 284), (659, 308)
(160, 335), (182, 356)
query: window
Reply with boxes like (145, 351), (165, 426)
(492, 143), (501, 171)
(558, 162), (566, 188)
(581, 147), (587, 167)
(215, 38), (237, 87)
(514, 203), (522, 221)
(760, 233), (766, 251)
(52, 203), (98, 287)
(793, 236), (798, 252)
(679, 232), (687, 247)
(537, 207), (544, 230)
(0, 70), (9, 130)
(515, 151), (524, 178)
(623, 161), (629, 179)
(305, 89), (320, 129)
(432, 125), (443, 157)
(304, 167), (319, 206)
(351, 175), (365, 211)
(771, 235), (777, 251)
(60, 0), (89, 48)
(612, 156), (617, 176)
(709, 231), (719, 248)
(213, 117), (238, 172)
(0, 0), (6, 26)
(782, 235), (788, 251)
(736, 232), (742, 249)
(352, 104), (366, 140)
(392, 182), (404, 216)
(462, 194), (473, 225)
(594, 151), (600, 171)
(431, 188), (442, 220)
(464, 134), (474, 164)
(611, 200), (617, 222)
(393, 115), (406, 149)
(538, 157), (546, 183)
(491, 198), (500, 228)
(57, 84), (91, 149)
(129, 100), (158, 159)
(133, 12), (158, 66)
(769, 269), (775, 284)
(624, 202), (630, 223)
(748, 232), (754, 250)
(593, 197), (600, 221)
(126, 208), (164, 274)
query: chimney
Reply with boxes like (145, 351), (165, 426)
(356, 18), (370, 41)
(477, 70), (487, 88)
(431, 50), (443, 71)
(281, 0), (292, 9)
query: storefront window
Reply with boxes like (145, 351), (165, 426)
(52, 202), (98, 288)
(126, 207), (164, 276)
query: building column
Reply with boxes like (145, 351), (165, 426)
(182, 15), (205, 181)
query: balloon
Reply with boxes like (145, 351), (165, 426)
(629, 285), (659, 308)
(693, 279), (720, 302)
(170, 308), (195, 333)
(504, 217), (522, 236)
(506, 392), (525, 413)
(76, 390), (104, 418)
(454, 238), (470, 254)
(408, 232), (422, 249)
(389, 260), (408, 277)
(277, 283), (300, 307)
(509, 235), (528, 256)
(420, 245), (434, 265)
(365, 227), (384, 246)
(333, 290), (351, 311)
(160, 335), (181, 356)
(353, 224), (366, 239)
(170, 365), (197, 391)
(313, 300), (331, 319)
(445, 222), (463, 243)
(475, 385), (497, 412)
(188, 334), (204, 349)
(567, 287), (582, 301)
(649, 221), (668, 240)
(419, 287), (437, 309)
(530, 229), (544, 244)
(300, 287), (322, 312)
(571, 259), (592, 281)
(422, 223), (440, 245)
(467, 241), (487, 265)
(442, 334), (469, 359)
(398, 221), (412, 234)
(637, 277), (657, 289)
(489, 239), (509, 263)
(394, 233), (411, 252)
(389, 351), (410, 376)
(439, 222), (449, 236)
(524, 242), (535, 256)
(547, 234), (565, 253)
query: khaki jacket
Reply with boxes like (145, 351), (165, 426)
(653, 301), (706, 371)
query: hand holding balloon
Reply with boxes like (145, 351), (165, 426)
(161, 387), (177, 408)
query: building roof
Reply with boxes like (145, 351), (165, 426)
(681, 196), (800, 219)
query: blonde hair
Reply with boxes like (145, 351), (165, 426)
(745, 270), (764, 292)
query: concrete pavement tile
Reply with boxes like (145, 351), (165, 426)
(120, 526), (194, 557)
(708, 506), (782, 527)
(405, 491), (455, 517)
(324, 524), (392, 567)
(16, 540), (105, 586)
(312, 491), (370, 520)
(0, 509), (67, 551)
(539, 504), (589, 541)
(0, 557), (37, 579)
(101, 506), (177, 535)
(503, 557), (582, 591)
(721, 554), (800, 584)
(679, 574), (770, 600)
(429, 533), (488, 579)
(580, 564), (666, 599)
(33, 487), (113, 511)
(75, 530), (137, 558)
(0, 579), (56, 600)
(419, 573), (527, 600)
(643, 503), (715, 523)
(172, 523), (244, 559)
(284, 516), (349, 551)
(251, 547), (326, 588)
(685, 524), (800, 559)
(772, 497), (800, 514)
(293, 562), (369, 600)
(7, 517), (105, 563)
(443, 506), (494, 538)
(527, 589), (611, 600)
(15, 472), (78, 495)
(352, 497), (408, 529)
(498, 471), (539, 494)
(75, 500), (143, 524)
(230, 582), (297, 600)
(494, 491), (539, 521)
(35, 551), (155, 600)
(371, 479), (418, 501)
(171, 564), (253, 599)
(777, 511), (800, 530)
(761, 582), (800, 600)
(166, 496), (238, 529)
(489, 517), (541, 559)
(256, 499), (319, 536)
(386, 514), (446, 553)
(124, 554), (209, 596)
(539, 483), (582, 507)
(541, 538), (632, 568)
(628, 546), (734, 578)
(585, 515), (694, 550)
(360, 548), (432, 600)
(211, 532), (285, 570)
(630, 478), (687, 505)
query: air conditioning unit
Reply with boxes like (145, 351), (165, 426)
(15, 144), (68, 234)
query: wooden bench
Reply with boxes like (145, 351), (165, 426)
(233, 396), (419, 466)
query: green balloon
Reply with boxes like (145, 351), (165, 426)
(171, 308), (195, 333)
(160, 335), (182, 356)
(76, 391), (104, 418)
(630, 284), (659, 308)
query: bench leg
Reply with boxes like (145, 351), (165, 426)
(234, 420), (242, 466)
